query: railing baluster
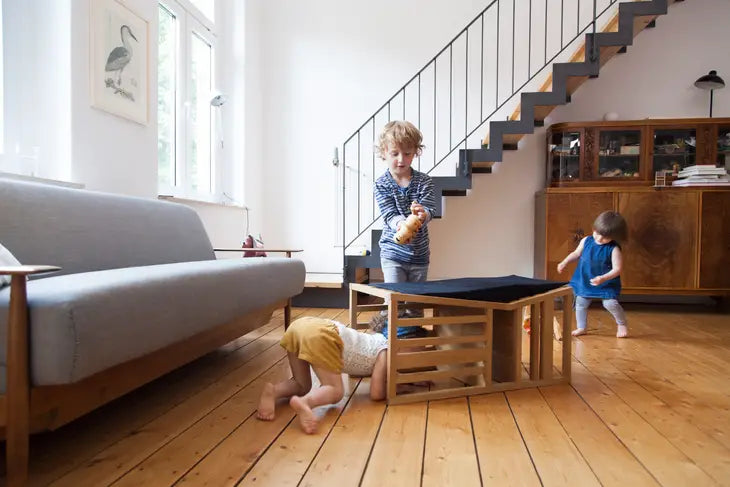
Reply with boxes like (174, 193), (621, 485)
(560, 0), (564, 48)
(434, 59), (437, 170)
(466, 28), (469, 150)
(511, 0), (515, 94)
(542, 0), (547, 65)
(402, 90), (406, 120)
(449, 43), (453, 151)
(496, 0), (500, 109)
(577, 0), (580, 36)
(528, 0), (532, 79)
(418, 73), (421, 171)
(357, 131), (360, 234)
(480, 14), (484, 122)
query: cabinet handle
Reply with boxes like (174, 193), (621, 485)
(572, 228), (585, 244)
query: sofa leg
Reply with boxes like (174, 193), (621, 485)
(7, 276), (31, 486)
(284, 299), (292, 329)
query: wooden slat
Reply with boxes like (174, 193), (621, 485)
(299, 380), (386, 487)
(540, 384), (659, 486)
(539, 300), (554, 380)
(361, 402), (427, 487)
(529, 304), (540, 380)
(396, 366), (487, 385)
(470, 394), (540, 486)
(422, 398), (481, 487)
(570, 360), (716, 486)
(395, 348), (487, 370)
(393, 334), (486, 349)
(506, 388), (601, 486)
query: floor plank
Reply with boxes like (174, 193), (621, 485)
(236, 378), (360, 487)
(469, 393), (541, 487)
(422, 398), (481, 487)
(10, 305), (730, 487)
(539, 384), (659, 486)
(299, 380), (387, 487)
(506, 388), (600, 486)
(360, 402), (427, 487)
(571, 360), (716, 487)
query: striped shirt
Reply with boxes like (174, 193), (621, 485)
(374, 169), (436, 265)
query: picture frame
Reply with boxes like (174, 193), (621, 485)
(90, 0), (149, 125)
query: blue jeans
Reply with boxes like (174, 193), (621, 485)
(380, 257), (429, 338)
(575, 296), (627, 330)
(381, 257), (429, 283)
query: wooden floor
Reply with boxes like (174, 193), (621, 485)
(6, 303), (730, 486)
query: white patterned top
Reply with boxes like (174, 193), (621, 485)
(334, 322), (388, 376)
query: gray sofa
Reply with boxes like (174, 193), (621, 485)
(0, 178), (305, 482)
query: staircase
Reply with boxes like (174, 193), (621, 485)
(336, 0), (678, 299)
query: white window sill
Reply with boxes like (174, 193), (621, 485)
(157, 194), (247, 210)
(0, 171), (84, 189)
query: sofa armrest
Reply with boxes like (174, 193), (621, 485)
(2, 265), (59, 485)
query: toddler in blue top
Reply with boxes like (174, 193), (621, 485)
(557, 211), (629, 338)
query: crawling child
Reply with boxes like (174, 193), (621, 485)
(256, 316), (388, 434)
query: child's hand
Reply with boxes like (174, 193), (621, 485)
(590, 275), (605, 286)
(411, 202), (427, 222)
(557, 261), (566, 274)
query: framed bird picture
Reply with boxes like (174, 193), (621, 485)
(90, 0), (149, 124)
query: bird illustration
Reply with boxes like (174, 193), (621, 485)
(105, 25), (137, 86)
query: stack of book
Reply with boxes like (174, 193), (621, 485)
(672, 165), (730, 186)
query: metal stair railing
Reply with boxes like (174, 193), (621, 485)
(338, 0), (672, 284)
(337, 0), (629, 260)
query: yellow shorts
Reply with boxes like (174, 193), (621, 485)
(280, 316), (344, 373)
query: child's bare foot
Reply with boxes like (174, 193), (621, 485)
(256, 383), (276, 421)
(571, 328), (587, 337)
(616, 325), (628, 338)
(290, 396), (318, 434)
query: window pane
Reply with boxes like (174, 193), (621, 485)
(157, 5), (176, 188)
(190, 32), (213, 194)
(189, 0), (214, 23)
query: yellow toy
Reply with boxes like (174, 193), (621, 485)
(522, 305), (563, 341)
(394, 214), (422, 244)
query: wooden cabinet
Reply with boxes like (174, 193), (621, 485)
(547, 118), (730, 187)
(535, 187), (730, 296)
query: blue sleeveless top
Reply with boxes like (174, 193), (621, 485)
(569, 236), (621, 299)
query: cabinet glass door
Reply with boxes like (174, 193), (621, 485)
(597, 129), (641, 179)
(549, 131), (581, 183)
(717, 125), (730, 169)
(652, 128), (696, 173)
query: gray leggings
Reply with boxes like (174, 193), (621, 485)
(575, 296), (627, 330)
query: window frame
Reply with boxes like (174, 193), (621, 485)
(158, 0), (220, 203)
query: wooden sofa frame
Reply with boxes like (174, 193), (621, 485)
(349, 283), (573, 405)
(1, 266), (292, 486)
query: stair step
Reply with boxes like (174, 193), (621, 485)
(471, 165), (493, 174)
(442, 189), (468, 197)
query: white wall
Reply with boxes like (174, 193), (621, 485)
(428, 0), (730, 279)
(69, 0), (158, 197)
(251, 0), (491, 275)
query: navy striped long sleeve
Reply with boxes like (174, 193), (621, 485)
(374, 169), (436, 265)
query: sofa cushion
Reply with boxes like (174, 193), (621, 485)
(0, 179), (215, 278)
(0, 257), (305, 391)
(0, 242), (21, 288)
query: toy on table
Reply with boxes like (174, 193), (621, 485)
(393, 202), (424, 245)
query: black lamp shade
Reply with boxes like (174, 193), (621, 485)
(695, 70), (725, 90)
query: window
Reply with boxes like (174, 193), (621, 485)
(158, 0), (217, 200)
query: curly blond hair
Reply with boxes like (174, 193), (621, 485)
(376, 121), (425, 159)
